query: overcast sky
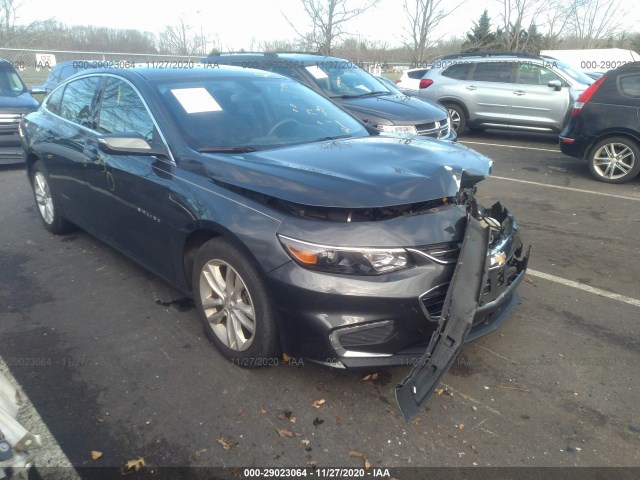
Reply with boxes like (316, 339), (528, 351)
(16, 0), (640, 51)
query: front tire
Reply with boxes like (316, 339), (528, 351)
(588, 137), (640, 184)
(443, 103), (467, 135)
(30, 161), (75, 234)
(192, 238), (280, 366)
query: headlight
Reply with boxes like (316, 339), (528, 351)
(278, 235), (412, 275)
(378, 124), (418, 135)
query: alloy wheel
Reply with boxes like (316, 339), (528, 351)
(199, 259), (256, 351)
(33, 171), (54, 224)
(592, 142), (636, 180)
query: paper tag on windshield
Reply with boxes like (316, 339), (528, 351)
(171, 88), (222, 113)
(305, 65), (329, 80)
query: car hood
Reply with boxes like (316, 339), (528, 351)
(202, 136), (491, 208)
(0, 91), (39, 111)
(338, 94), (447, 124)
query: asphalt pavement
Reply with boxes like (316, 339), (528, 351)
(1, 130), (639, 479)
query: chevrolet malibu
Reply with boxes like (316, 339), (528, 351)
(21, 66), (529, 420)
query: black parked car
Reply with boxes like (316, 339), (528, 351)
(203, 52), (455, 141)
(21, 66), (528, 420)
(0, 59), (41, 164)
(560, 62), (640, 183)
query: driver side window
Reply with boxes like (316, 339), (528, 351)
(97, 78), (155, 141)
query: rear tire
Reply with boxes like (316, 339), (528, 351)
(30, 160), (75, 234)
(588, 137), (640, 184)
(192, 237), (281, 366)
(444, 103), (467, 135)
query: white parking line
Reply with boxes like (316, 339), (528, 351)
(489, 176), (640, 202)
(0, 359), (80, 479)
(460, 140), (560, 153)
(527, 269), (640, 308)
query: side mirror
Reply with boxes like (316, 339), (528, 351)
(30, 86), (46, 95)
(98, 133), (167, 157)
(548, 80), (562, 91)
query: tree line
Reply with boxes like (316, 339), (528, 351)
(1, 0), (638, 63)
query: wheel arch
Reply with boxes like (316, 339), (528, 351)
(181, 222), (267, 293)
(585, 130), (640, 160)
(438, 98), (470, 119)
(25, 152), (43, 180)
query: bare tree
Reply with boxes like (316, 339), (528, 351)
(494, 0), (546, 51)
(566, 0), (623, 48)
(0, 0), (20, 44)
(284, 0), (379, 55)
(157, 17), (203, 55)
(401, 0), (466, 64)
(538, 0), (572, 49)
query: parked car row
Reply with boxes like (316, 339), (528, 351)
(0, 60), (42, 165)
(19, 62), (529, 420)
(202, 53), (455, 141)
(401, 52), (640, 184)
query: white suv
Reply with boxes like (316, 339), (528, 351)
(396, 67), (430, 92)
(418, 52), (593, 134)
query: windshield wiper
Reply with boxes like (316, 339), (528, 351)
(197, 146), (263, 153)
(314, 134), (352, 142)
(330, 91), (391, 99)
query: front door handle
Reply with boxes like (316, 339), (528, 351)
(466, 85), (477, 91)
(513, 90), (525, 96)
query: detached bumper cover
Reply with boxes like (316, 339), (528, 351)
(395, 214), (529, 421)
(0, 371), (40, 477)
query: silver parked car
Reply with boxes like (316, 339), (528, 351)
(418, 52), (593, 134)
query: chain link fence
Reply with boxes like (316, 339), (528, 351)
(0, 48), (201, 88)
(1, 47), (415, 90)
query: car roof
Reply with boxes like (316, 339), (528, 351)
(68, 64), (283, 82)
(202, 52), (348, 67)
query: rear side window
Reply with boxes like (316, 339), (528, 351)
(516, 64), (562, 85)
(45, 86), (64, 115)
(268, 66), (306, 83)
(59, 76), (101, 128)
(442, 63), (473, 80)
(408, 69), (428, 79)
(472, 62), (513, 83)
(97, 78), (155, 141)
(619, 73), (640, 98)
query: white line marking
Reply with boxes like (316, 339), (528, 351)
(460, 140), (560, 153)
(527, 269), (640, 308)
(0, 359), (80, 478)
(489, 176), (640, 202)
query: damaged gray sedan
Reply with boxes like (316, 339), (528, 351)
(21, 66), (529, 420)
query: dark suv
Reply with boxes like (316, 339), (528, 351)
(560, 62), (640, 183)
(203, 52), (455, 140)
(0, 60), (40, 164)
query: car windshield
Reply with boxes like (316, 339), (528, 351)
(155, 76), (369, 151)
(304, 64), (392, 99)
(376, 76), (404, 95)
(0, 67), (27, 96)
(551, 59), (593, 86)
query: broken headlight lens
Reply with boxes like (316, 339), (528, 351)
(278, 235), (412, 275)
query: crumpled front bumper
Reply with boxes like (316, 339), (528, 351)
(395, 209), (529, 421)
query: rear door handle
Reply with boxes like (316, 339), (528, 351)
(466, 85), (477, 91)
(513, 90), (525, 96)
